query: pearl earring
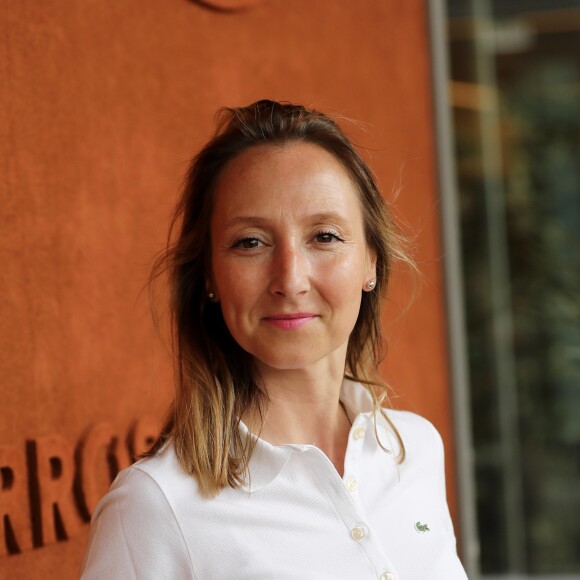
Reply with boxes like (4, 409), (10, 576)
(208, 291), (216, 301)
(367, 279), (376, 291)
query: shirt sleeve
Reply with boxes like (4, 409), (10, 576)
(80, 466), (194, 580)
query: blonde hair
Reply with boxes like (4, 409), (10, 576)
(150, 100), (414, 497)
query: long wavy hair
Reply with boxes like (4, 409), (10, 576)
(150, 100), (413, 497)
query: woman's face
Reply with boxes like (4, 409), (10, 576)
(210, 142), (376, 374)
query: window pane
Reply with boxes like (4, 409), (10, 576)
(447, 0), (580, 574)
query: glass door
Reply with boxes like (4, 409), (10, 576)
(445, 0), (580, 575)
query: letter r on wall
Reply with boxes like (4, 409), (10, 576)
(30, 435), (81, 546)
(0, 444), (33, 556)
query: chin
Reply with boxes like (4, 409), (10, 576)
(248, 341), (346, 374)
(254, 354), (321, 372)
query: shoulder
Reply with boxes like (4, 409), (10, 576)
(131, 443), (201, 500)
(384, 409), (444, 449)
(95, 443), (199, 511)
(81, 445), (196, 579)
(380, 409), (446, 474)
(98, 443), (207, 527)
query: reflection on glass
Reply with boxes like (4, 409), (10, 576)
(447, 0), (580, 574)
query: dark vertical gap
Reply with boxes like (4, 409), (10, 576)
(25, 440), (43, 548)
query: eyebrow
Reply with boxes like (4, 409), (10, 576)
(224, 212), (349, 229)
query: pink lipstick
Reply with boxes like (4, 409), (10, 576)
(263, 313), (317, 329)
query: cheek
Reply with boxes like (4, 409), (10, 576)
(213, 262), (260, 325)
(318, 257), (365, 318)
(321, 252), (367, 291)
(213, 254), (248, 297)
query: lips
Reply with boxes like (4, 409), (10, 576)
(262, 313), (317, 329)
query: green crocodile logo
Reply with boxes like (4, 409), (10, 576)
(415, 521), (430, 533)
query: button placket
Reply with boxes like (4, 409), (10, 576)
(343, 418), (361, 490)
(348, 415), (399, 579)
(304, 415), (399, 579)
(343, 417), (370, 525)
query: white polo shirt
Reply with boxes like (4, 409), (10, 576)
(81, 379), (468, 579)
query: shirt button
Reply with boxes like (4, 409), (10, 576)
(352, 427), (366, 440)
(350, 525), (366, 541)
(379, 573), (395, 580)
(345, 477), (358, 492)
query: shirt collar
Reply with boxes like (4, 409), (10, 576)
(341, 378), (396, 454)
(238, 377), (381, 493)
(339, 376), (375, 415)
(238, 421), (294, 493)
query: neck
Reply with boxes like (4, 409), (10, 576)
(245, 350), (351, 476)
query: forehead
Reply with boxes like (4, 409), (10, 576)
(211, 142), (363, 223)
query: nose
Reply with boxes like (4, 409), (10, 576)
(269, 241), (310, 297)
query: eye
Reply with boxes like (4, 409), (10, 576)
(232, 236), (264, 250)
(314, 230), (344, 244)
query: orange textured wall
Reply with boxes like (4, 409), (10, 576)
(0, 1), (457, 577)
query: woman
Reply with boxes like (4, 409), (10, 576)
(81, 100), (468, 579)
